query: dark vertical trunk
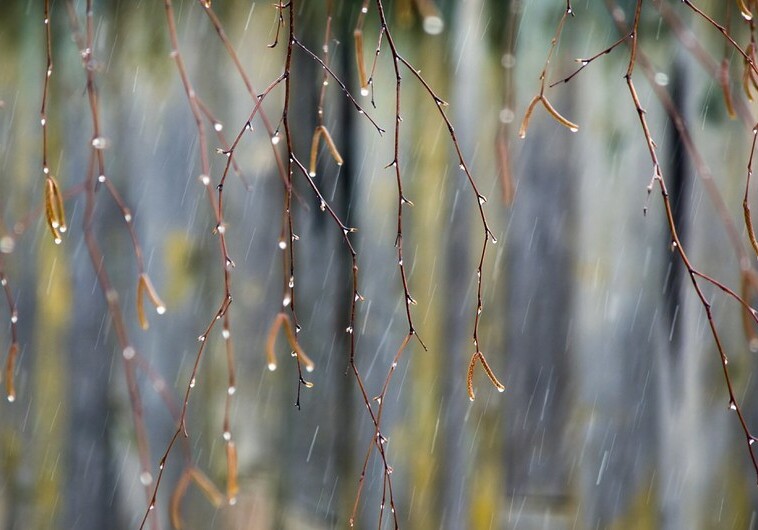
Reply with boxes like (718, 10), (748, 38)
(656, 53), (708, 530)
(65, 224), (121, 530)
(504, 117), (575, 526)
(334, 6), (357, 524)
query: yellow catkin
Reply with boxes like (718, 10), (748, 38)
(738, 0), (753, 20)
(226, 441), (239, 501)
(44, 177), (65, 243)
(137, 273), (165, 330)
(541, 96), (579, 132)
(309, 127), (323, 177)
(5, 342), (18, 402)
(477, 352), (505, 393)
(466, 353), (477, 401)
(518, 96), (541, 139)
(266, 312), (315, 374)
(354, 29), (368, 91)
(189, 467), (225, 508)
(170, 469), (192, 529)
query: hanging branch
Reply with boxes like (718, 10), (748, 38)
(0, 270), (18, 402)
(41, 0), (67, 245)
(617, 0), (758, 481)
(139, 0), (254, 523)
(519, 2), (583, 138)
(63, 3), (169, 529)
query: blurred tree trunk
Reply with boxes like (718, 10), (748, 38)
(65, 211), (121, 530)
(503, 110), (575, 528)
(437, 0), (483, 527)
(655, 52), (708, 530)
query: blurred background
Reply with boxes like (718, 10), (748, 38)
(1, 0), (757, 528)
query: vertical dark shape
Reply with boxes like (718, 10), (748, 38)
(65, 204), (121, 530)
(665, 59), (687, 357)
(503, 123), (574, 519)
(655, 54), (707, 530)
(271, 4), (321, 527)
(333, 2), (357, 524)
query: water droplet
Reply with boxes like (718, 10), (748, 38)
(10, 313), (17, 324)
(140, 471), (153, 486)
(123, 346), (136, 360)
(320, 201), (326, 211)
(198, 335), (206, 342)
(156, 305), (166, 315)
(222, 328), (230, 340)
(98, 174), (106, 183)
(268, 362), (277, 371)
(730, 401), (737, 411)
(309, 170), (317, 177)
(214, 122), (223, 132)
(346, 326), (353, 334)
(200, 174), (211, 186)
(91, 137), (108, 149)
(569, 126), (579, 133)
(423, 16), (444, 35)
(124, 212), (132, 222)
(278, 239), (287, 250)
(306, 364), (314, 373)
(227, 385), (236, 395)
(54, 237), (62, 245)
(217, 224), (226, 234)
(40, 118), (46, 126)
(322, 80), (329, 87)
(189, 377), (196, 388)
(361, 6), (368, 13)
(360, 87), (369, 97)
(0, 236), (14, 254)
(478, 195), (487, 204)
(271, 133), (281, 145)
(223, 431), (232, 441)
(288, 276), (295, 288)
(654, 72), (669, 86)
(282, 295), (291, 307)
(497, 385), (505, 393)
